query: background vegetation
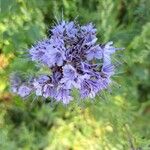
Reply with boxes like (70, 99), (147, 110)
(0, 0), (150, 149)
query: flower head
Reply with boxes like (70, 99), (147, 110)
(11, 20), (123, 104)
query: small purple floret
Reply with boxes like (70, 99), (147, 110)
(18, 85), (31, 98)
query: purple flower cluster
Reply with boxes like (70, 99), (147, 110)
(11, 20), (123, 104)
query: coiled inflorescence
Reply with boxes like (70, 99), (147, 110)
(11, 20), (123, 104)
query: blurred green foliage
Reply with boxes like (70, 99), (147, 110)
(0, 0), (150, 149)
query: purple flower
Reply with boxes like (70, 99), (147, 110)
(50, 37), (65, 49)
(99, 77), (111, 90)
(56, 87), (72, 104)
(29, 40), (50, 63)
(52, 71), (62, 84)
(11, 20), (123, 104)
(51, 21), (65, 37)
(43, 84), (56, 98)
(81, 23), (97, 46)
(33, 81), (43, 96)
(37, 75), (50, 84)
(102, 41), (123, 66)
(60, 64), (79, 89)
(65, 21), (78, 38)
(81, 23), (97, 35)
(80, 78), (100, 99)
(86, 45), (103, 60)
(101, 64), (115, 77)
(47, 49), (66, 66)
(63, 64), (77, 79)
(33, 75), (50, 96)
(18, 85), (31, 97)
